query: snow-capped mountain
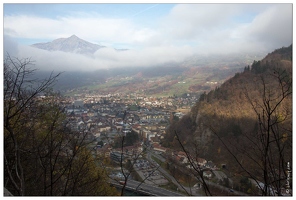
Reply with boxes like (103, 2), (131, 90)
(31, 35), (105, 55)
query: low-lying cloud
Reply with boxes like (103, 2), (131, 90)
(4, 36), (196, 71)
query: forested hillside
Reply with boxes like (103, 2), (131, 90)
(163, 45), (292, 195)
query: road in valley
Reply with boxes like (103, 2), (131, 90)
(146, 150), (247, 196)
(146, 151), (202, 196)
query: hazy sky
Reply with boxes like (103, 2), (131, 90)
(3, 2), (293, 71)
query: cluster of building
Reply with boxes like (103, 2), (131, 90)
(57, 93), (226, 188)
(61, 92), (198, 110)
(60, 92), (198, 143)
(64, 99), (170, 137)
(48, 91), (229, 183)
(59, 94), (189, 161)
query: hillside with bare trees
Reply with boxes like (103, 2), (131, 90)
(163, 45), (292, 196)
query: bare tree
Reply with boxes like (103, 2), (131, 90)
(108, 133), (153, 195)
(174, 131), (212, 196)
(206, 66), (292, 196)
(242, 67), (292, 195)
(172, 60), (292, 196)
(4, 55), (60, 195)
(4, 55), (117, 196)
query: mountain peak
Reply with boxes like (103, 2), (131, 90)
(31, 35), (128, 55)
(69, 34), (79, 39)
(31, 35), (105, 55)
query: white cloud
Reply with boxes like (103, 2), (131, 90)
(157, 4), (292, 54)
(4, 15), (63, 39)
(4, 36), (195, 71)
(94, 45), (195, 68)
(3, 14), (157, 48)
(3, 35), (19, 56)
(159, 4), (240, 41)
(3, 4), (292, 71)
(239, 4), (292, 49)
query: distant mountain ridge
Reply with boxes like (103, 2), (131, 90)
(31, 35), (107, 55)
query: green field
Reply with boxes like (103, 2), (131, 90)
(65, 66), (243, 97)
